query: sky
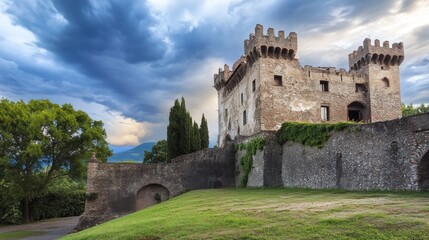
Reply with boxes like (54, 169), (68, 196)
(0, 0), (428, 149)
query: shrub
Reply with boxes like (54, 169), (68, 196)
(30, 190), (86, 221)
(238, 137), (265, 187)
(277, 122), (357, 148)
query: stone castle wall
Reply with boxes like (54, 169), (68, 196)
(76, 145), (236, 230)
(236, 113), (429, 190)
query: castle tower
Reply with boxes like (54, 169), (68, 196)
(348, 38), (404, 122)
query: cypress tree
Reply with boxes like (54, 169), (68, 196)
(167, 99), (181, 161)
(190, 121), (201, 152)
(178, 97), (191, 155)
(200, 114), (209, 149)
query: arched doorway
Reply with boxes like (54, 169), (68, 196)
(347, 101), (368, 122)
(418, 150), (429, 190)
(136, 184), (170, 210)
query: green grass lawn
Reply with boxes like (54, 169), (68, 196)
(0, 230), (44, 240)
(62, 188), (429, 240)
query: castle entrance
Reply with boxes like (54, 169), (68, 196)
(136, 184), (170, 210)
(347, 102), (367, 122)
(418, 150), (429, 190)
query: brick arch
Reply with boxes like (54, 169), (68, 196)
(418, 150), (429, 191)
(135, 183), (170, 210)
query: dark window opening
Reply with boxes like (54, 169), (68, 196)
(243, 110), (247, 125)
(252, 79), (256, 92)
(320, 80), (329, 92)
(240, 93), (244, 104)
(274, 75), (282, 86)
(348, 110), (361, 122)
(382, 77), (390, 87)
(347, 101), (367, 122)
(321, 106), (329, 121)
(308, 71), (310, 77)
(340, 75), (343, 81)
(355, 83), (367, 93)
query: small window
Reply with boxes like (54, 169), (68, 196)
(224, 109), (228, 121)
(321, 106), (329, 121)
(252, 79), (256, 92)
(243, 110), (247, 125)
(355, 83), (367, 93)
(274, 75), (282, 86)
(382, 77), (390, 87)
(240, 93), (244, 104)
(320, 80), (329, 92)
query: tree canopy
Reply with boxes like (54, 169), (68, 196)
(0, 99), (111, 223)
(402, 103), (429, 117)
(143, 140), (167, 163)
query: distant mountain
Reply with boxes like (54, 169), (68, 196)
(108, 142), (155, 162)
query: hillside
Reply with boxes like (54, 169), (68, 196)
(62, 188), (429, 240)
(108, 142), (155, 162)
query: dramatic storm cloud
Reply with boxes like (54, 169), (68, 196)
(1, 0), (428, 146)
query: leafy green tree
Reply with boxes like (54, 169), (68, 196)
(0, 99), (111, 223)
(190, 122), (201, 152)
(402, 103), (429, 117)
(200, 114), (209, 149)
(144, 140), (168, 163)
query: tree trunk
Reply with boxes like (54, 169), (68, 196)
(23, 195), (30, 224)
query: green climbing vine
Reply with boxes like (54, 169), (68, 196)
(277, 122), (358, 148)
(238, 137), (266, 187)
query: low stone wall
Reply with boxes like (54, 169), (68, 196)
(236, 113), (429, 190)
(75, 144), (236, 230)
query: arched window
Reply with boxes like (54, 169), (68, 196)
(382, 77), (390, 87)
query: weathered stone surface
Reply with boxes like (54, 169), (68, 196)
(234, 113), (429, 191)
(215, 24), (403, 147)
(75, 144), (235, 231)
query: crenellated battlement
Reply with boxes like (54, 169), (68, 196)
(348, 38), (404, 71)
(214, 56), (246, 91)
(244, 24), (297, 65)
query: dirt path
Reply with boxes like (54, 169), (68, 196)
(0, 216), (80, 240)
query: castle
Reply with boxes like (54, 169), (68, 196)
(75, 25), (429, 231)
(214, 24), (404, 146)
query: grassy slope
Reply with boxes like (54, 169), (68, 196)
(63, 188), (429, 240)
(0, 230), (43, 240)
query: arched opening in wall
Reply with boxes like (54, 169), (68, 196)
(347, 101), (368, 122)
(135, 184), (170, 211)
(418, 150), (429, 190)
(261, 45), (267, 58)
(382, 77), (390, 87)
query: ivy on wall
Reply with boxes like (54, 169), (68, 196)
(238, 137), (266, 187)
(277, 122), (357, 148)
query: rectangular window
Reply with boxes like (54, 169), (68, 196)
(252, 79), (256, 92)
(274, 75), (282, 86)
(320, 80), (329, 92)
(243, 110), (247, 125)
(355, 83), (367, 92)
(240, 93), (244, 104)
(321, 106), (329, 121)
(224, 109), (228, 121)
